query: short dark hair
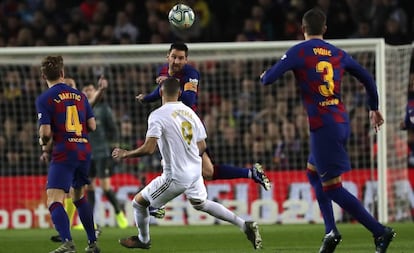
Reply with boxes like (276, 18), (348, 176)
(41, 55), (64, 81)
(169, 42), (188, 57)
(302, 8), (326, 36)
(162, 77), (181, 96)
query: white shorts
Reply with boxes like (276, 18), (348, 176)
(140, 175), (207, 208)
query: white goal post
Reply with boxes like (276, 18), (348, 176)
(0, 39), (412, 227)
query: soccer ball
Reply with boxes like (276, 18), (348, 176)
(168, 4), (195, 29)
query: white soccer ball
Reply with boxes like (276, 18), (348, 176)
(168, 4), (195, 29)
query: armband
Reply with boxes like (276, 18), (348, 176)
(184, 82), (197, 92)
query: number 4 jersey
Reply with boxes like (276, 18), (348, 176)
(36, 83), (94, 162)
(260, 38), (379, 131)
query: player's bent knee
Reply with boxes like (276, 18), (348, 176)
(190, 199), (206, 210)
(202, 154), (214, 180)
(202, 169), (213, 180)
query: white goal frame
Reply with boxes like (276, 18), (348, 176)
(0, 38), (395, 223)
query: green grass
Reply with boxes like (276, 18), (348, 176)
(1, 223), (413, 253)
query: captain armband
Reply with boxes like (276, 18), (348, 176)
(184, 82), (198, 92)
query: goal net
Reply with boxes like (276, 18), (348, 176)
(0, 40), (412, 228)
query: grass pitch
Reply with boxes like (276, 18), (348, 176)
(1, 223), (412, 253)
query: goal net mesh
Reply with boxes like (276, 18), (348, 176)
(0, 41), (412, 228)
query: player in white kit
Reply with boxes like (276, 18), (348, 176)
(112, 77), (262, 250)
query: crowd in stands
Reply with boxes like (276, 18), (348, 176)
(0, 0), (413, 46)
(0, 0), (413, 175)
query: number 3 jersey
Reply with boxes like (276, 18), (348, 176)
(261, 38), (379, 131)
(146, 101), (207, 186)
(36, 83), (94, 162)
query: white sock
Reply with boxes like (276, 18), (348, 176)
(248, 169), (252, 178)
(132, 200), (150, 243)
(196, 199), (245, 230)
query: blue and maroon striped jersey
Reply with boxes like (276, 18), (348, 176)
(143, 63), (200, 111)
(36, 83), (94, 162)
(261, 38), (379, 131)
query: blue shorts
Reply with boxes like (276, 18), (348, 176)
(308, 123), (351, 182)
(47, 158), (91, 193)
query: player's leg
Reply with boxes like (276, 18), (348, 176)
(98, 157), (128, 228)
(65, 189), (76, 227)
(73, 181), (102, 239)
(47, 162), (76, 252)
(322, 176), (395, 253)
(187, 177), (262, 249)
(119, 192), (151, 249)
(202, 151), (271, 190)
(306, 160), (341, 253)
(313, 125), (395, 253)
(86, 160), (97, 215)
(120, 176), (182, 249)
(50, 190), (76, 243)
(72, 160), (100, 253)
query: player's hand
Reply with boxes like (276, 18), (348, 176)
(97, 76), (108, 90)
(156, 76), (168, 84)
(369, 110), (384, 133)
(112, 147), (127, 160)
(39, 151), (50, 164)
(136, 93), (146, 103)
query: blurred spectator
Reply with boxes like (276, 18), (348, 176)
(384, 16), (411, 45)
(0, 0), (410, 46)
(283, 7), (302, 40)
(113, 11), (139, 43)
(350, 20), (373, 38)
(240, 18), (266, 41)
(211, 115), (247, 167)
(80, 0), (98, 22)
(273, 121), (303, 170)
(16, 26), (34, 46)
(2, 117), (24, 174)
(318, 0), (356, 39)
(0, 70), (24, 119)
(256, 0), (285, 40)
(66, 32), (79, 45)
(348, 105), (371, 168)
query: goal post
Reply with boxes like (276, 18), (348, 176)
(0, 39), (412, 228)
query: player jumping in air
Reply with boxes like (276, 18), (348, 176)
(113, 77), (262, 250)
(136, 42), (271, 218)
(260, 8), (395, 253)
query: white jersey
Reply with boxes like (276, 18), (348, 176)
(146, 101), (207, 186)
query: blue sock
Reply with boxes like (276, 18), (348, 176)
(212, 164), (249, 180)
(306, 169), (337, 234)
(324, 183), (385, 237)
(74, 197), (97, 243)
(49, 202), (72, 241)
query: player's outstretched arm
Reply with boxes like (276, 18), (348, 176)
(136, 85), (162, 103)
(112, 137), (158, 159)
(135, 93), (146, 103)
(89, 76), (108, 107)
